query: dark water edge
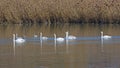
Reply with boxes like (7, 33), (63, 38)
(0, 21), (120, 30)
(0, 17), (120, 25)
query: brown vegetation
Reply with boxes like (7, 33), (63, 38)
(0, 0), (120, 24)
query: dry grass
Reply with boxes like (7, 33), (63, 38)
(0, 0), (120, 24)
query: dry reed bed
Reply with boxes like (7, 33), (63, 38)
(0, 0), (120, 24)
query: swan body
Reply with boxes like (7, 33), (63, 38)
(13, 34), (26, 43)
(66, 32), (76, 40)
(34, 35), (38, 37)
(42, 37), (48, 40)
(15, 37), (26, 43)
(68, 35), (76, 39)
(101, 31), (112, 39)
(102, 35), (112, 39)
(34, 33), (48, 40)
(54, 34), (64, 42)
(40, 33), (48, 40)
(56, 37), (64, 41)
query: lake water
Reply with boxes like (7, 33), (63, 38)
(0, 23), (120, 68)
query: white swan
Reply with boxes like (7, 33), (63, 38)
(65, 31), (76, 40)
(54, 34), (64, 42)
(13, 34), (26, 43)
(101, 31), (112, 39)
(40, 33), (48, 40)
(34, 34), (38, 38)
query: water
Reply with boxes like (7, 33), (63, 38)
(0, 24), (120, 68)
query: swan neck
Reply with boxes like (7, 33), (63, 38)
(40, 33), (42, 39)
(13, 34), (16, 41)
(66, 32), (68, 39)
(54, 34), (56, 40)
(101, 32), (103, 38)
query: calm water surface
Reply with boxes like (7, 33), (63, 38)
(0, 24), (120, 68)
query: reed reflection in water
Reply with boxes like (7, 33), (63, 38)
(0, 24), (120, 68)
